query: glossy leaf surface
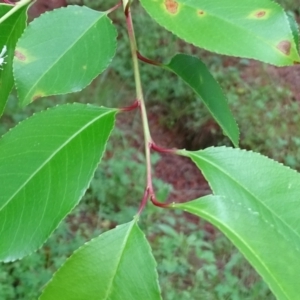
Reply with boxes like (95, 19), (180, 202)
(176, 147), (300, 300)
(14, 5), (117, 106)
(165, 54), (239, 146)
(40, 220), (162, 300)
(0, 103), (117, 262)
(140, 0), (300, 66)
(0, 3), (28, 116)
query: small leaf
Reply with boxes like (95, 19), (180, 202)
(165, 54), (239, 146)
(0, 3), (28, 116)
(13, 5), (117, 106)
(0, 103), (117, 262)
(40, 220), (162, 300)
(176, 147), (300, 300)
(140, 0), (300, 66)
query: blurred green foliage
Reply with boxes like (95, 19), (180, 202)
(0, 0), (299, 298)
(218, 66), (300, 170)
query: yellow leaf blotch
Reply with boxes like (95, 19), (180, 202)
(248, 9), (271, 20)
(276, 40), (291, 56)
(164, 0), (179, 14)
(32, 92), (45, 102)
(14, 48), (36, 64)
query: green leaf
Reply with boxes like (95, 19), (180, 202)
(13, 5), (117, 106)
(140, 0), (300, 66)
(164, 54), (239, 146)
(176, 147), (300, 300)
(0, 3), (28, 116)
(286, 12), (299, 53)
(0, 103), (117, 262)
(40, 220), (162, 300)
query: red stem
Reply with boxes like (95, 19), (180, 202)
(120, 99), (140, 112)
(106, 1), (122, 14)
(138, 188), (150, 215)
(150, 142), (176, 154)
(150, 194), (171, 208)
(136, 51), (162, 67)
(3, 0), (15, 4)
(124, 0), (170, 215)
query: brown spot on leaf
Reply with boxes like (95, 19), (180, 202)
(15, 50), (26, 61)
(255, 10), (266, 18)
(277, 40), (291, 56)
(165, 0), (178, 14)
(198, 10), (205, 15)
(248, 9), (270, 19)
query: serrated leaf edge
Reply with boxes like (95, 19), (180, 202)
(0, 103), (117, 262)
(164, 53), (240, 146)
(176, 194), (291, 300)
(178, 146), (300, 251)
(13, 5), (118, 106)
(40, 220), (162, 299)
(140, 0), (298, 66)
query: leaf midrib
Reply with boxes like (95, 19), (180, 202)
(104, 221), (135, 299)
(165, 55), (239, 145)
(0, 109), (113, 212)
(188, 151), (300, 249)
(183, 198), (289, 300)
(23, 11), (107, 102)
(151, 0), (294, 61)
(0, 5), (26, 109)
